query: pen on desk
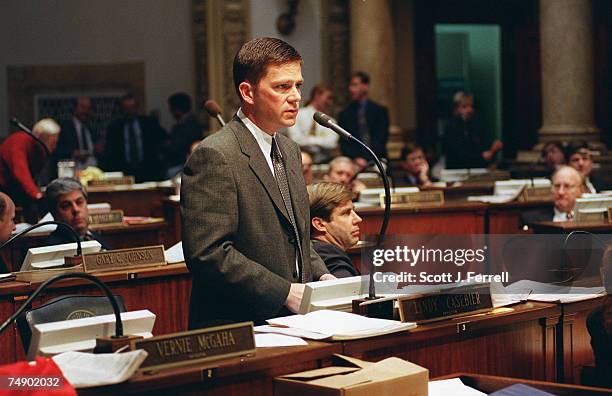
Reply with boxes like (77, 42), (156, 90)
(114, 344), (130, 354)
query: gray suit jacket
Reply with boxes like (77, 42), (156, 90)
(181, 116), (328, 327)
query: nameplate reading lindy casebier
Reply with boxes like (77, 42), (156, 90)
(134, 322), (256, 371)
(83, 245), (166, 272)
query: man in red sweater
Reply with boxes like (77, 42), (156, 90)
(0, 118), (60, 222)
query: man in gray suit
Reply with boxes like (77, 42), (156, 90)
(181, 37), (333, 328)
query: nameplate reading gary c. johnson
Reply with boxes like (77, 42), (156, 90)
(83, 245), (166, 272)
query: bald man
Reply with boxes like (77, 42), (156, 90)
(0, 193), (16, 244)
(521, 166), (584, 227)
(0, 193), (17, 273)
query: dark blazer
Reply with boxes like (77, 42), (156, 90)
(520, 207), (554, 228)
(181, 116), (328, 328)
(444, 116), (487, 169)
(164, 113), (203, 168)
(56, 118), (99, 162)
(337, 100), (389, 159)
(312, 240), (359, 278)
(104, 116), (166, 182)
(42, 228), (112, 251)
(591, 174), (611, 192)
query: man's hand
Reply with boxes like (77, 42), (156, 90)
(319, 273), (336, 281)
(285, 283), (306, 313)
(417, 162), (432, 186)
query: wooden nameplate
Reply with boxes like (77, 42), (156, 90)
(89, 210), (125, 229)
(133, 322), (256, 371)
(381, 190), (444, 208)
(519, 186), (552, 202)
(89, 176), (135, 186)
(397, 283), (492, 324)
(83, 245), (166, 273)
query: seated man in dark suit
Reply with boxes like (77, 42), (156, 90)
(337, 71), (389, 168)
(42, 178), (110, 249)
(308, 182), (361, 278)
(521, 165), (583, 228)
(104, 94), (166, 182)
(399, 142), (436, 188)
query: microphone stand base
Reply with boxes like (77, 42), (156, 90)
(94, 334), (143, 353)
(351, 298), (396, 320)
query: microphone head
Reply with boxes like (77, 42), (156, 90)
(203, 100), (223, 117)
(313, 111), (333, 127)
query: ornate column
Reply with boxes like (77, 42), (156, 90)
(349, 0), (397, 123)
(539, 0), (599, 142)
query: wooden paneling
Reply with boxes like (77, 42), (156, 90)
(342, 302), (560, 381)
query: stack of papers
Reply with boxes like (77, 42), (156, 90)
(53, 350), (147, 388)
(259, 310), (416, 341)
(504, 280), (605, 303)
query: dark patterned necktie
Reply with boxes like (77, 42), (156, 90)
(270, 137), (303, 280)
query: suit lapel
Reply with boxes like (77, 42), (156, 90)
(230, 118), (291, 223)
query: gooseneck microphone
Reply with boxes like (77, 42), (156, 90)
(314, 111), (392, 299)
(203, 100), (226, 127)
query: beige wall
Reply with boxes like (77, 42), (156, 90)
(0, 0), (195, 134)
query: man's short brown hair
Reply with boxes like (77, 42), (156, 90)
(233, 37), (302, 97)
(308, 182), (353, 233)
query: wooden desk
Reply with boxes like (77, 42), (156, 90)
(162, 197), (553, 244)
(0, 263), (191, 364)
(557, 296), (606, 384)
(486, 200), (553, 234)
(532, 220), (612, 234)
(80, 341), (341, 396)
(341, 302), (561, 381)
(434, 373), (612, 395)
(3, 221), (168, 273)
(357, 202), (487, 235)
(88, 183), (175, 218)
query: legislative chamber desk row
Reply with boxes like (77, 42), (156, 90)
(0, 263), (605, 394)
(163, 198), (555, 244)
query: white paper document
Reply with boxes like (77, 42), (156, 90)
(429, 378), (487, 396)
(53, 350), (148, 388)
(266, 310), (416, 340)
(164, 241), (184, 264)
(505, 279), (605, 303)
(254, 325), (330, 340)
(254, 333), (307, 347)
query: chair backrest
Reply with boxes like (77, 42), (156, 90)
(16, 294), (126, 354)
